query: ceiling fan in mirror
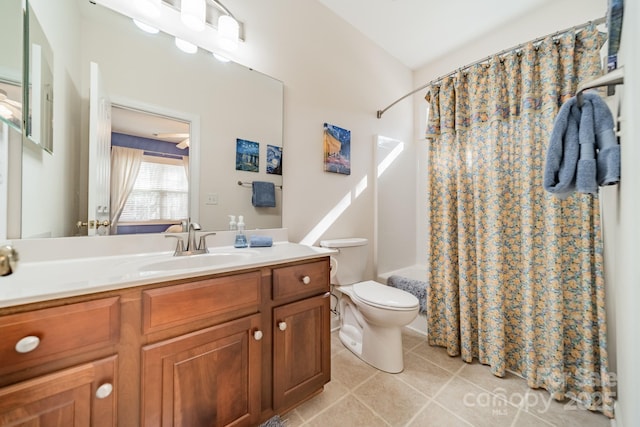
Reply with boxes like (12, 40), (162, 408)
(153, 132), (190, 149)
(0, 88), (22, 129)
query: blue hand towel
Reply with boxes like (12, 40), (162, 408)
(544, 92), (619, 197)
(577, 99), (598, 194)
(592, 99), (620, 187)
(544, 97), (581, 198)
(249, 235), (273, 247)
(252, 181), (276, 207)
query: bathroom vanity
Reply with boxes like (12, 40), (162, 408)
(0, 241), (332, 426)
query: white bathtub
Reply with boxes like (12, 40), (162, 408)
(378, 265), (428, 336)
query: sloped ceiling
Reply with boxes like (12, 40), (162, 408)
(316, 0), (556, 70)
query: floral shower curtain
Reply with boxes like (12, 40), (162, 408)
(426, 25), (613, 417)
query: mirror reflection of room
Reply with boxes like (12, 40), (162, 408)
(25, 3), (54, 153)
(110, 106), (190, 235)
(0, 0), (23, 131)
(13, 0), (283, 239)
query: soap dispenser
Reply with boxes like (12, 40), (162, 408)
(234, 216), (248, 248)
(228, 215), (237, 231)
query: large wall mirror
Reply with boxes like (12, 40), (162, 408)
(13, 0), (283, 239)
(0, 0), (23, 241)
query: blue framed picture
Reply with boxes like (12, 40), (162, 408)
(266, 145), (282, 175)
(323, 123), (351, 175)
(236, 138), (259, 172)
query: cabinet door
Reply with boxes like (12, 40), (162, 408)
(141, 314), (262, 427)
(0, 355), (117, 427)
(273, 294), (330, 411)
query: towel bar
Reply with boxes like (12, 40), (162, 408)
(237, 180), (282, 189)
(577, 66), (624, 106)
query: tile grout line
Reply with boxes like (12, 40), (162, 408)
(297, 392), (351, 426)
(402, 349), (482, 427)
(407, 345), (467, 376)
(351, 372), (431, 427)
(401, 399), (432, 427)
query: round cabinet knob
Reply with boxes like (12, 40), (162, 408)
(301, 276), (311, 285)
(95, 383), (113, 399)
(278, 322), (287, 331)
(15, 336), (40, 353)
(253, 330), (263, 341)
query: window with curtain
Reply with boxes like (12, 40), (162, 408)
(119, 157), (188, 222)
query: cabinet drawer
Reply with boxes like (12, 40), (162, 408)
(142, 271), (261, 334)
(0, 297), (120, 376)
(272, 259), (329, 301)
(141, 314), (262, 427)
(0, 355), (118, 427)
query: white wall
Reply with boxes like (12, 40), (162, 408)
(20, 0), (82, 238)
(612, 1), (640, 424)
(375, 135), (417, 275)
(225, 0), (415, 279)
(0, 0), (22, 81)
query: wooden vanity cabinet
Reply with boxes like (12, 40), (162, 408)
(0, 256), (331, 427)
(273, 295), (330, 411)
(140, 272), (263, 427)
(0, 298), (120, 427)
(0, 355), (118, 427)
(141, 314), (262, 427)
(271, 259), (331, 413)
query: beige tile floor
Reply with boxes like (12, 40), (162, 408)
(283, 329), (612, 427)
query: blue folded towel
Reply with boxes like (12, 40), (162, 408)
(252, 181), (276, 207)
(544, 92), (619, 197)
(249, 235), (273, 247)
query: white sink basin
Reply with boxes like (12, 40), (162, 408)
(139, 251), (259, 273)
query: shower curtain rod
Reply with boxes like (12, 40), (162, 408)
(376, 16), (606, 119)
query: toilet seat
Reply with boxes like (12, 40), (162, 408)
(352, 281), (419, 311)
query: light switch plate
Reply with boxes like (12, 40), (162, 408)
(206, 193), (218, 205)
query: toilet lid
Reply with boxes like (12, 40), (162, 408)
(352, 281), (419, 310)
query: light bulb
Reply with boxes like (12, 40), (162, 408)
(213, 52), (230, 62)
(181, 0), (206, 31)
(218, 15), (239, 51)
(175, 37), (198, 54)
(133, 19), (159, 34)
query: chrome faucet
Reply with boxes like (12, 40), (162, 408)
(165, 221), (216, 256)
(186, 222), (201, 252)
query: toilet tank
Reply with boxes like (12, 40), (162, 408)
(319, 238), (368, 286)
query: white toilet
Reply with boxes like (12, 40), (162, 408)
(320, 238), (419, 373)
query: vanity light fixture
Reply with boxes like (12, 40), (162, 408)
(133, 19), (160, 34)
(213, 52), (231, 62)
(175, 37), (198, 54)
(181, 0), (206, 32)
(207, 0), (240, 52)
(129, 0), (241, 54)
(134, 0), (161, 18)
(217, 14), (239, 51)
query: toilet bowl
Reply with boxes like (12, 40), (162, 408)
(320, 238), (419, 373)
(338, 281), (419, 373)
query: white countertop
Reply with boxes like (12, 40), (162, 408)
(0, 232), (335, 309)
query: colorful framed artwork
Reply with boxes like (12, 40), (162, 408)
(323, 123), (351, 175)
(236, 138), (259, 172)
(266, 145), (282, 175)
